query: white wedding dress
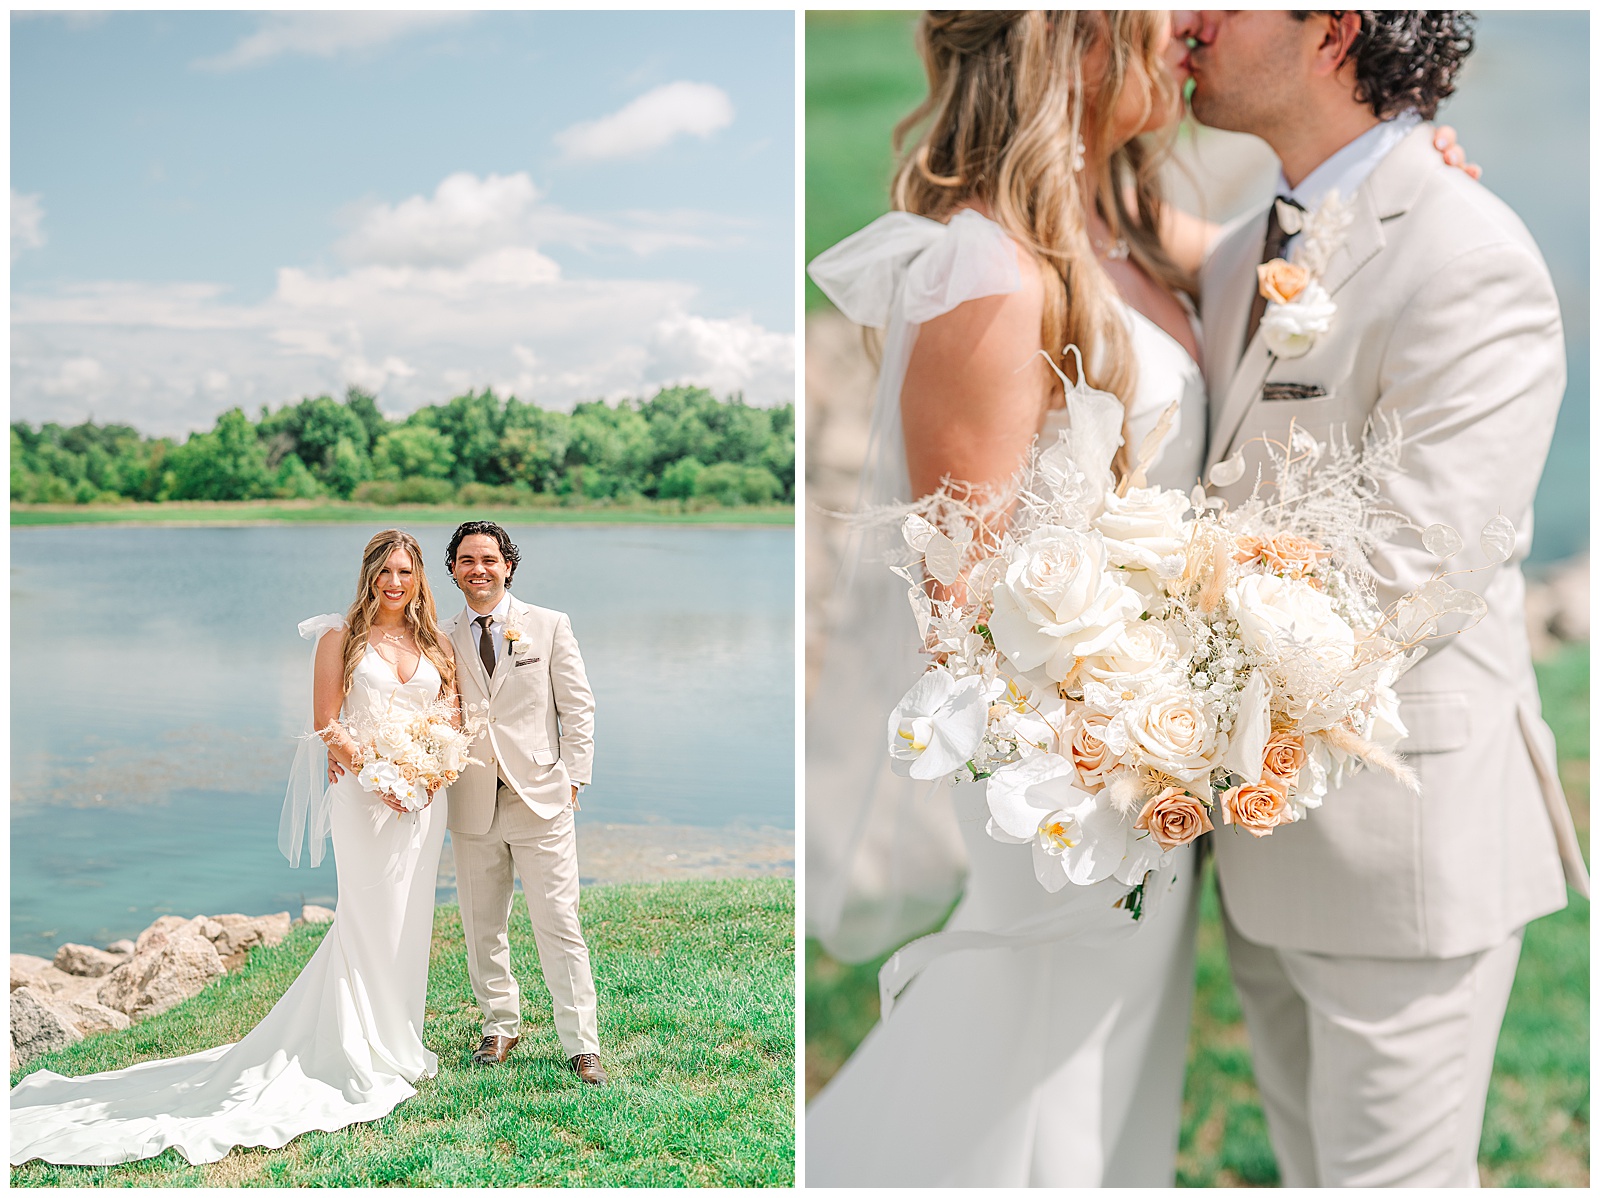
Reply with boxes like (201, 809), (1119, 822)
(806, 209), (1209, 1186)
(10, 639), (449, 1167)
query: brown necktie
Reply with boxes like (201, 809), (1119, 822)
(475, 614), (496, 679)
(1241, 197), (1305, 359)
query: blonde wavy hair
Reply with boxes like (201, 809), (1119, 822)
(341, 530), (456, 697)
(892, 10), (1190, 475)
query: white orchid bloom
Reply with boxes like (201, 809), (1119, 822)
(986, 755), (1169, 890)
(887, 668), (990, 780)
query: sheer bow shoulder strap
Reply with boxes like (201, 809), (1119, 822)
(807, 208), (1022, 329)
(803, 211), (1024, 963)
(279, 613), (346, 868)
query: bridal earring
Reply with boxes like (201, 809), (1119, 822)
(1071, 136), (1086, 174)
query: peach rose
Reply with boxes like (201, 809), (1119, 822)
(1232, 535), (1266, 566)
(1257, 258), (1310, 305)
(1067, 708), (1117, 790)
(1134, 786), (1215, 850)
(1220, 780), (1292, 838)
(1233, 534), (1329, 579)
(1262, 729), (1307, 789)
(1259, 535), (1329, 578)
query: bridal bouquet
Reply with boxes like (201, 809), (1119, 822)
(333, 697), (488, 812)
(883, 351), (1510, 908)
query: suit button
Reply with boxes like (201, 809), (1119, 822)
(488, 757), (495, 765)
(490, 716), (497, 724)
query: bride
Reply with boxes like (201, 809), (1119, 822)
(11, 529), (457, 1167)
(806, 11), (1217, 1186)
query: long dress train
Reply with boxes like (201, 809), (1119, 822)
(10, 643), (448, 1167)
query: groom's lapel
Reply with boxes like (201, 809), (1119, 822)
(487, 598), (525, 700)
(453, 609), (492, 694)
(1207, 126), (1433, 470)
(1204, 208), (1273, 472)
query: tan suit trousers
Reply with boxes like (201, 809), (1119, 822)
(1222, 903), (1522, 1187)
(452, 783), (600, 1056)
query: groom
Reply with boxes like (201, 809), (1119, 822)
(1180, 10), (1588, 1186)
(444, 520), (607, 1085)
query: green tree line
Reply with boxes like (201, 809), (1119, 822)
(11, 386), (795, 508)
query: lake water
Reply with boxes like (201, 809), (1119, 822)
(11, 524), (794, 957)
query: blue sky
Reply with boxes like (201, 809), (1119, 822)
(12, 11), (796, 434)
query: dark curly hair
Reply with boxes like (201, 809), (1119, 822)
(446, 520), (521, 587)
(1296, 11), (1476, 120)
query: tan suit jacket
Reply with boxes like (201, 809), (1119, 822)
(1199, 124), (1588, 958)
(446, 596), (595, 829)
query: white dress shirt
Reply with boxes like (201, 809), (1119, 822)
(1279, 110), (1421, 253)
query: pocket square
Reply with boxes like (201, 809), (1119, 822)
(515, 656), (541, 668)
(1262, 382), (1329, 402)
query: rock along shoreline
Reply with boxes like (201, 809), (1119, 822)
(10, 905), (334, 1071)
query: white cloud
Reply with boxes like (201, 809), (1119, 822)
(555, 81), (734, 162)
(12, 231), (793, 436)
(39, 356), (105, 396)
(13, 12), (108, 30)
(337, 171), (729, 267)
(193, 12), (469, 73)
(646, 313), (796, 403)
(11, 170), (790, 434)
(12, 190), (46, 262)
(338, 173), (545, 268)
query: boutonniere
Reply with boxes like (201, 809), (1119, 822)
(1256, 192), (1352, 360)
(503, 627), (529, 657)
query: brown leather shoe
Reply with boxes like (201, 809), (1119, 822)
(569, 1052), (609, 1086)
(471, 1034), (519, 1065)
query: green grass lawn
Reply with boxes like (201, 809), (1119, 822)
(10, 501), (793, 528)
(12, 879), (795, 1187)
(805, 642), (1590, 1186)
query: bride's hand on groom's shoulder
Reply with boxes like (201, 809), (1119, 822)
(1433, 125), (1483, 181)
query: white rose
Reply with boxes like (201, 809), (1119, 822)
(988, 527), (1144, 682)
(887, 668), (990, 780)
(373, 717), (411, 759)
(1083, 620), (1176, 685)
(1060, 704), (1120, 790)
(1093, 486), (1191, 572)
(1260, 282), (1337, 359)
(1121, 687), (1217, 782)
(1228, 573), (1357, 675)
